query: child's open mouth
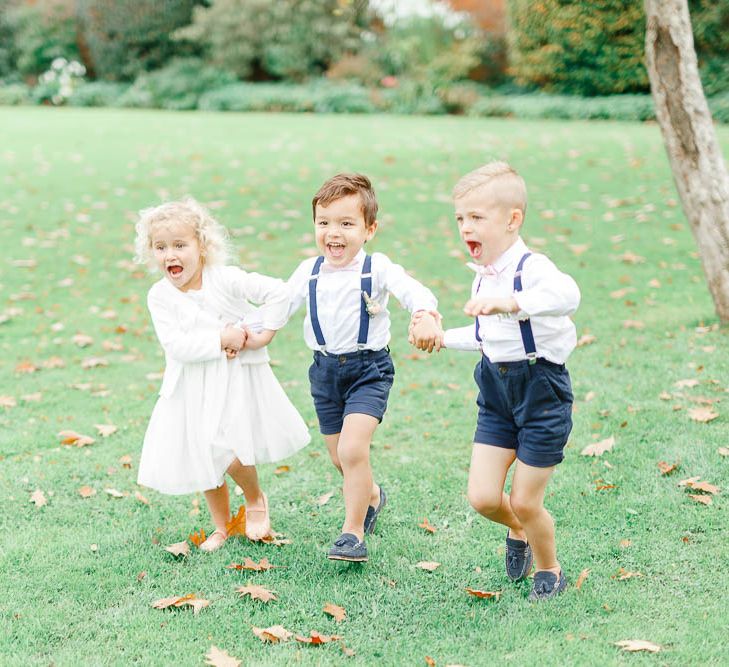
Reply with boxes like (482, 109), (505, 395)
(327, 243), (345, 258)
(168, 266), (183, 276)
(465, 241), (482, 259)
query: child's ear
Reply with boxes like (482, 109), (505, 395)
(365, 220), (378, 241)
(509, 208), (523, 231)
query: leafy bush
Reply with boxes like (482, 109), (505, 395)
(33, 57), (86, 105)
(76, 0), (201, 81)
(0, 82), (30, 105)
(507, 0), (648, 96)
(117, 58), (236, 110)
(67, 81), (129, 107)
(4, 0), (80, 77)
(0, 0), (17, 78)
(709, 93), (729, 123)
(690, 1), (729, 95)
(177, 0), (369, 81)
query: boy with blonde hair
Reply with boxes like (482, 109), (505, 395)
(411, 161), (580, 599)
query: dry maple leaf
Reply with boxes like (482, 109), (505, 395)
(236, 584), (277, 602)
(614, 568), (642, 580)
(252, 625), (293, 643)
(581, 436), (615, 457)
(152, 594), (209, 614)
(657, 461), (678, 475)
(323, 602), (346, 622)
(78, 485), (96, 498)
(295, 631), (342, 644)
(72, 333), (94, 347)
(43, 356), (66, 369)
(575, 568), (590, 590)
(0, 396), (17, 408)
(274, 465), (290, 475)
(614, 640), (661, 653)
(189, 528), (207, 547)
(260, 532), (291, 546)
(688, 406), (718, 423)
(678, 476), (701, 487)
(94, 424), (118, 437)
(416, 561), (441, 572)
(689, 494), (712, 506)
(119, 455), (133, 468)
(225, 505), (246, 537)
(165, 541), (190, 557)
(576, 333), (597, 347)
(418, 517), (437, 534)
(81, 356), (109, 369)
(30, 489), (47, 507)
(465, 588), (501, 600)
(674, 378), (699, 388)
(316, 491), (335, 506)
(689, 480), (719, 495)
(619, 251), (645, 264)
(58, 430), (96, 447)
(15, 361), (38, 374)
(226, 557), (277, 572)
(135, 491), (150, 505)
(425, 657), (436, 667)
(204, 645), (241, 667)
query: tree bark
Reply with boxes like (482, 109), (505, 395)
(644, 0), (729, 321)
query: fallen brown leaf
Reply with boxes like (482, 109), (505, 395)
(226, 505), (246, 537)
(323, 602), (346, 622)
(575, 568), (590, 590)
(416, 561), (441, 572)
(204, 645), (241, 667)
(189, 528), (207, 547)
(81, 356), (109, 369)
(465, 588), (501, 600)
(0, 395), (16, 408)
(657, 461), (678, 475)
(252, 625), (293, 643)
(581, 436), (615, 457)
(165, 541), (190, 557)
(688, 406), (718, 423)
(72, 333), (94, 347)
(674, 378), (699, 388)
(152, 594), (209, 614)
(295, 631), (343, 644)
(119, 455), (133, 468)
(226, 557), (277, 572)
(104, 488), (124, 498)
(78, 485), (96, 498)
(613, 568), (642, 580)
(58, 430), (95, 447)
(418, 517), (437, 534)
(236, 584), (277, 602)
(689, 494), (712, 506)
(316, 491), (335, 506)
(30, 489), (47, 507)
(274, 465), (290, 475)
(719, 447), (729, 457)
(94, 423), (118, 437)
(134, 491), (150, 505)
(614, 639), (661, 653)
(425, 657), (436, 667)
(576, 333), (596, 347)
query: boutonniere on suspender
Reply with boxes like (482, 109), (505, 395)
(362, 290), (382, 317)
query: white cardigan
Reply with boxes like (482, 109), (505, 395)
(147, 265), (290, 398)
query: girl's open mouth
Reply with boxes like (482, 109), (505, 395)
(466, 241), (482, 259)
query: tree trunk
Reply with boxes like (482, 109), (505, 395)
(644, 0), (729, 321)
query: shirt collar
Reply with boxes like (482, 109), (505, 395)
(320, 248), (366, 273)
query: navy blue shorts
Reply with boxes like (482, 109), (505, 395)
(308, 348), (395, 435)
(473, 356), (573, 468)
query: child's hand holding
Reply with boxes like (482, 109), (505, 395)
(408, 310), (444, 353)
(221, 325), (247, 358)
(243, 329), (276, 351)
(463, 296), (518, 317)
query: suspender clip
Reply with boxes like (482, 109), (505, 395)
(526, 351), (537, 365)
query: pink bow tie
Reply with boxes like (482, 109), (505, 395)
(467, 262), (500, 277)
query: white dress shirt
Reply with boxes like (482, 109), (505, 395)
(287, 249), (438, 354)
(443, 237), (580, 364)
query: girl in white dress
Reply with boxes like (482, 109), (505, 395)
(134, 198), (310, 551)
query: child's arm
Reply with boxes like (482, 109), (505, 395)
(148, 287), (237, 363)
(223, 266), (291, 330)
(243, 329), (276, 350)
(511, 255), (580, 318)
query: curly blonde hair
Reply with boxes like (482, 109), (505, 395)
(133, 197), (231, 269)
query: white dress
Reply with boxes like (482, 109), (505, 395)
(137, 265), (310, 495)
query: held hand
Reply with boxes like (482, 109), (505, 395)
(463, 296), (518, 317)
(225, 347), (238, 359)
(408, 311), (444, 353)
(221, 325), (247, 352)
(243, 329), (275, 351)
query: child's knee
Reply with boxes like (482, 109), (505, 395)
(510, 492), (542, 520)
(467, 488), (501, 516)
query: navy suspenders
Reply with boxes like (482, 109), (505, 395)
(474, 252), (537, 364)
(309, 254), (373, 351)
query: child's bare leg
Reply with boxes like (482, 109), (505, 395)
(324, 433), (379, 507)
(336, 413), (379, 539)
(204, 482), (231, 531)
(226, 458), (265, 508)
(510, 461), (559, 573)
(467, 444), (526, 540)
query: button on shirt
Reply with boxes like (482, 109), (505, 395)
(287, 249), (438, 354)
(443, 238), (580, 364)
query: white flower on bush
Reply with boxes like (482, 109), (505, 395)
(38, 58), (87, 105)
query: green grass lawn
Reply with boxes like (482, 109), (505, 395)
(1, 107), (728, 666)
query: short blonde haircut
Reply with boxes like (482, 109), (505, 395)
(134, 197), (231, 269)
(453, 161), (527, 216)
